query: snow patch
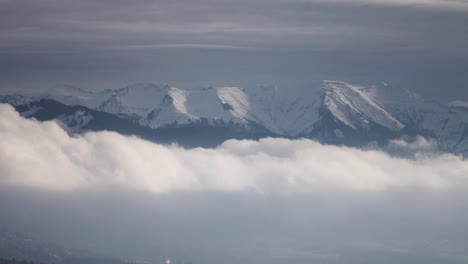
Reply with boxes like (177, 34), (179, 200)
(323, 81), (405, 131)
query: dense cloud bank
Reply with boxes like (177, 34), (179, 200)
(1, 103), (467, 193)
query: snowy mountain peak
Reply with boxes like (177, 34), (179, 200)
(41, 84), (111, 109)
(142, 86), (246, 128)
(99, 83), (171, 118)
(323, 80), (405, 131)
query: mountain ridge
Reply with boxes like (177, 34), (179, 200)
(2, 80), (468, 154)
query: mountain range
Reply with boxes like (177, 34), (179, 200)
(2, 81), (468, 155)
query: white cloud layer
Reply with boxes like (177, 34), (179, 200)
(319, 0), (468, 10)
(1, 103), (468, 193)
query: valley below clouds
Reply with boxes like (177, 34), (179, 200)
(1, 103), (468, 263)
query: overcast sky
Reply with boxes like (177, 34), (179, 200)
(0, 0), (467, 100)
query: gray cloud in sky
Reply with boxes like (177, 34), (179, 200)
(0, 0), (467, 100)
(1, 0), (467, 52)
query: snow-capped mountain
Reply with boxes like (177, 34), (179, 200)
(2, 80), (468, 154)
(142, 86), (241, 129)
(43, 84), (112, 109)
(28, 83), (323, 136)
(142, 85), (322, 135)
(321, 81), (468, 153)
(97, 83), (170, 119)
(322, 81), (404, 131)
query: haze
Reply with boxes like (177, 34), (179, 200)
(0, 0), (467, 101)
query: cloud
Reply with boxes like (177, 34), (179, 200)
(317, 0), (468, 11)
(386, 135), (441, 157)
(111, 43), (257, 50)
(1, 103), (467, 193)
(1, 0), (467, 53)
(389, 135), (438, 150)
